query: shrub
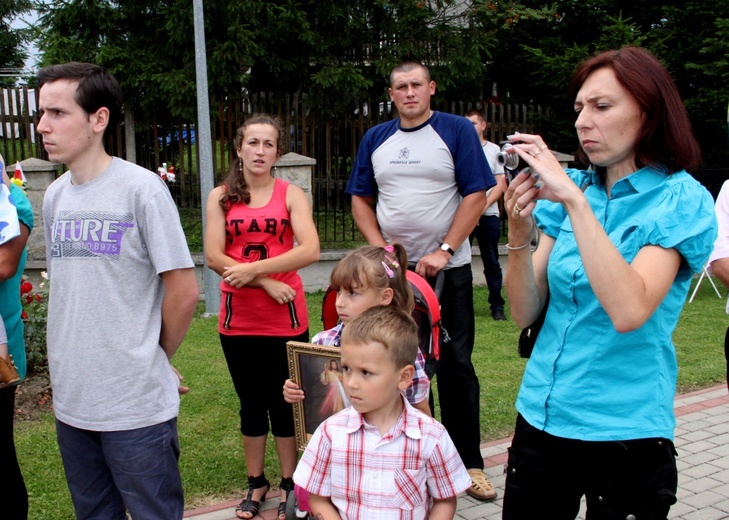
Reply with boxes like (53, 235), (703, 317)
(20, 274), (48, 374)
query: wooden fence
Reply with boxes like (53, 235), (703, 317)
(0, 87), (546, 243)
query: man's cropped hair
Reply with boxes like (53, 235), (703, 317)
(38, 62), (123, 137)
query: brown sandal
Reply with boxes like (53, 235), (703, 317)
(466, 468), (497, 501)
(236, 474), (270, 519)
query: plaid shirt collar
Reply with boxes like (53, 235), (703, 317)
(314, 322), (344, 346)
(343, 395), (423, 441)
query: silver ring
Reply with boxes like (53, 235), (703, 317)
(225, 276), (232, 283)
(539, 144), (548, 150)
(513, 203), (523, 214)
(534, 148), (542, 156)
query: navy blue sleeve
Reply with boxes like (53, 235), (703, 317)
(346, 120), (399, 197)
(431, 112), (495, 197)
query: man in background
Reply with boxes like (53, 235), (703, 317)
(466, 110), (506, 321)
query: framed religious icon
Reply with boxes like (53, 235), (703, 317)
(286, 341), (347, 451)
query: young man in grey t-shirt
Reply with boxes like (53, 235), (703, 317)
(38, 62), (199, 519)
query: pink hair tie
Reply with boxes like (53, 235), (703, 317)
(384, 245), (395, 253)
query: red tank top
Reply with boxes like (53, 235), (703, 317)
(218, 179), (308, 336)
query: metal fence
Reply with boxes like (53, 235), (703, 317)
(1, 86), (546, 244)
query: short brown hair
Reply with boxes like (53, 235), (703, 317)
(38, 62), (123, 138)
(390, 61), (431, 87)
(465, 109), (485, 123)
(341, 305), (419, 369)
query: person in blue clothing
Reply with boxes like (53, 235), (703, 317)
(501, 46), (717, 519)
(346, 61), (498, 501)
(0, 153), (33, 519)
(0, 159), (23, 388)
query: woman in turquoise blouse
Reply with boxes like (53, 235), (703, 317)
(500, 46), (717, 519)
(0, 158), (33, 519)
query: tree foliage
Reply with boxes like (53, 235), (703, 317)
(0, 0), (33, 87)
(29, 0), (729, 167)
(485, 0), (729, 167)
(31, 1), (539, 119)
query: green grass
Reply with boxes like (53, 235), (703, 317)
(15, 278), (728, 518)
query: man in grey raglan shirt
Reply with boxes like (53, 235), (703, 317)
(39, 62), (199, 519)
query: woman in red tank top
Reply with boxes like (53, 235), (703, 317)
(205, 114), (320, 520)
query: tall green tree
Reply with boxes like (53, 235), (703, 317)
(31, 0), (543, 120)
(650, 3), (729, 168)
(486, 0), (729, 168)
(0, 0), (33, 87)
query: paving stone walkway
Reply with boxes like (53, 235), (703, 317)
(184, 385), (729, 520)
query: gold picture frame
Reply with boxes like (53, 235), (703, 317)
(286, 341), (345, 451)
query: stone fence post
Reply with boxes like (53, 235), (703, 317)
(552, 150), (574, 168)
(19, 158), (58, 262)
(275, 152), (316, 209)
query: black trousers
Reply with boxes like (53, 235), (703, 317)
(472, 214), (505, 312)
(503, 414), (677, 520)
(0, 385), (28, 519)
(220, 331), (308, 437)
(431, 264), (483, 469)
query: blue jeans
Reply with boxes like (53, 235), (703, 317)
(472, 215), (504, 312)
(503, 414), (677, 519)
(433, 264), (483, 469)
(56, 418), (183, 520)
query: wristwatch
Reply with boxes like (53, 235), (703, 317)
(439, 243), (455, 256)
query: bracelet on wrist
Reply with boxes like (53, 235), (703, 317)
(505, 240), (532, 251)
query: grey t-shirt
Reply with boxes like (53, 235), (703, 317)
(43, 157), (194, 431)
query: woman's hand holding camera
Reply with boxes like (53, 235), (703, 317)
(503, 133), (583, 216)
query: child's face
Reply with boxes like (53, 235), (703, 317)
(341, 340), (410, 420)
(335, 284), (392, 324)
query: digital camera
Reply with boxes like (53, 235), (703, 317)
(496, 141), (528, 178)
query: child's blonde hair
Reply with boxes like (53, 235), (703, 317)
(330, 244), (414, 314)
(341, 305), (418, 369)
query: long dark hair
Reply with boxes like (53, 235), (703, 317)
(569, 46), (701, 180)
(218, 114), (285, 210)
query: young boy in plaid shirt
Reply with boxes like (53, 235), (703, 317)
(293, 305), (470, 519)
